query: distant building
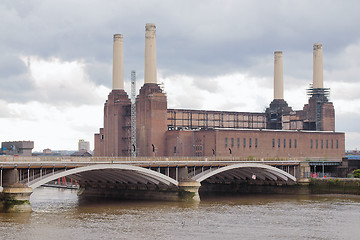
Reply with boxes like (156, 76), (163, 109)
(32, 148), (62, 157)
(1, 141), (34, 156)
(43, 148), (52, 154)
(71, 150), (92, 157)
(78, 139), (90, 152)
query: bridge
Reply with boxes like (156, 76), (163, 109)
(0, 156), (336, 212)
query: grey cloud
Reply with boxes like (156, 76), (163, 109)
(1, 1), (360, 107)
(193, 77), (220, 94)
(0, 54), (28, 78)
(0, 54), (36, 102)
(84, 60), (112, 87)
(2, 0), (359, 82)
(0, 55), (104, 106)
(336, 113), (360, 133)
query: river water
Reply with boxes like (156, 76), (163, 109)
(1, 187), (360, 240)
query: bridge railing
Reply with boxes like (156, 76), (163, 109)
(0, 155), (343, 163)
(19, 168), (67, 185)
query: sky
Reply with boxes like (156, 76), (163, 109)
(0, 0), (360, 151)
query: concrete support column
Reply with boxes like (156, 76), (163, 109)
(274, 51), (284, 100)
(144, 23), (157, 84)
(0, 170), (32, 212)
(298, 162), (311, 184)
(0, 184), (33, 212)
(313, 43), (323, 89)
(2, 169), (19, 186)
(178, 166), (189, 180)
(178, 180), (201, 201)
(112, 34), (124, 90)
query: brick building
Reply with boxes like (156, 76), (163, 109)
(94, 24), (345, 159)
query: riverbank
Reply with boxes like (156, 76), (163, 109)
(308, 178), (360, 195)
(199, 178), (360, 196)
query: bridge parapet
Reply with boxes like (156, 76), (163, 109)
(0, 155), (343, 163)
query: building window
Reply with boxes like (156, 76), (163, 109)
(255, 138), (258, 148)
(278, 139), (280, 148)
(326, 140), (328, 149)
(101, 135), (104, 140)
(173, 146), (177, 153)
(225, 138), (228, 147)
(243, 138), (246, 148)
(310, 139), (313, 149)
(272, 139), (275, 148)
(321, 140), (323, 149)
(289, 139), (292, 148)
(336, 139), (339, 149)
(295, 139), (297, 148)
(231, 138), (234, 147)
(316, 140), (318, 149)
(237, 138), (240, 148)
(249, 138), (252, 148)
(331, 139), (333, 149)
(284, 139), (286, 148)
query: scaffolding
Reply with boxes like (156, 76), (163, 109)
(307, 87), (330, 131)
(131, 71), (136, 157)
(167, 109), (266, 130)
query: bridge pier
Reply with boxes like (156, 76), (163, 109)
(298, 162), (311, 184)
(0, 184), (33, 213)
(178, 180), (201, 201)
(78, 183), (202, 202)
(0, 169), (33, 212)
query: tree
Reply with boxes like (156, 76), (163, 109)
(353, 169), (360, 178)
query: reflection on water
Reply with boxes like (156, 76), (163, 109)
(1, 187), (360, 240)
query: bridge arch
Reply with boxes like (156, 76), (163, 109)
(192, 163), (296, 183)
(28, 164), (179, 190)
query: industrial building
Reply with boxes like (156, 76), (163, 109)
(94, 23), (345, 159)
(1, 141), (34, 156)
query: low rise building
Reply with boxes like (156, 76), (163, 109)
(1, 141), (34, 156)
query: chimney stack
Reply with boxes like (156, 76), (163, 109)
(144, 23), (157, 84)
(112, 34), (124, 90)
(274, 51), (284, 100)
(313, 43), (323, 89)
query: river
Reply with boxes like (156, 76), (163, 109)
(1, 187), (359, 240)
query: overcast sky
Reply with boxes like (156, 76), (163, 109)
(0, 0), (359, 151)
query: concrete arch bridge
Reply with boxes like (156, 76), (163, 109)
(0, 157), (301, 212)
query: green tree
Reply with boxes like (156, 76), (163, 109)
(353, 169), (360, 178)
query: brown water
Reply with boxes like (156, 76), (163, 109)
(1, 187), (360, 240)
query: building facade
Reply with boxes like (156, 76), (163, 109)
(165, 129), (344, 159)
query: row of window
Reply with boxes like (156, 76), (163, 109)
(310, 139), (338, 149)
(224, 137), (339, 150)
(225, 137), (258, 148)
(272, 139), (297, 148)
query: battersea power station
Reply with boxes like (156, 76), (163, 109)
(94, 23), (345, 159)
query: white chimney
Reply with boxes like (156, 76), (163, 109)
(274, 51), (284, 100)
(112, 34), (124, 90)
(144, 23), (157, 84)
(313, 43), (323, 89)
